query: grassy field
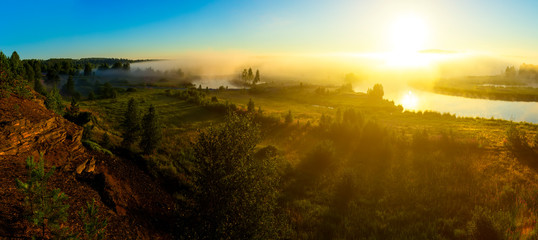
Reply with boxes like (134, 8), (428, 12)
(78, 84), (538, 239)
(416, 76), (538, 102)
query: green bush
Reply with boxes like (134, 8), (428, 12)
(82, 140), (113, 156)
(16, 155), (71, 239)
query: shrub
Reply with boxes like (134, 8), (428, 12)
(285, 110), (293, 124)
(367, 83), (384, 99)
(16, 155), (70, 239)
(82, 140), (113, 156)
(189, 113), (285, 239)
(44, 88), (65, 115)
(505, 125), (529, 152)
(79, 199), (108, 240)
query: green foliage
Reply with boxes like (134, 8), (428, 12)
(45, 88), (65, 115)
(65, 97), (92, 126)
(247, 98), (255, 112)
(466, 206), (509, 240)
(101, 132), (112, 150)
(140, 105), (162, 154)
(15, 155), (70, 239)
(84, 63), (93, 76)
(45, 68), (60, 85)
(79, 199), (108, 240)
(367, 83), (384, 99)
(533, 133), (538, 152)
(505, 125), (529, 152)
(253, 69), (260, 85)
(68, 97), (80, 116)
(297, 141), (336, 182)
(88, 91), (95, 100)
(0, 51), (34, 98)
(61, 75), (76, 96)
(82, 140), (113, 156)
(189, 113), (284, 239)
(10, 51), (24, 77)
(83, 124), (94, 141)
(121, 98), (140, 148)
(122, 62), (130, 70)
(98, 63), (109, 71)
(111, 61), (123, 69)
(285, 109), (293, 124)
(101, 82), (117, 99)
(34, 78), (46, 95)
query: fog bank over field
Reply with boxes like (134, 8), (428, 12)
(130, 51), (529, 90)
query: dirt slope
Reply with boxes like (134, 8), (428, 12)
(0, 95), (177, 239)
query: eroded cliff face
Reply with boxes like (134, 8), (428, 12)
(0, 95), (177, 239)
(0, 95), (86, 168)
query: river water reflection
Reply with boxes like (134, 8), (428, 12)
(389, 90), (538, 123)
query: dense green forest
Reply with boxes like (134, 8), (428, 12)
(3, 50), (538, 239)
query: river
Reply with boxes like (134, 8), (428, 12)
(387, 90), (538, 123)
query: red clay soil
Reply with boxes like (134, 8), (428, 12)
(0, 95), (177, 239)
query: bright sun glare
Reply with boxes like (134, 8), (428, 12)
(386, 14), (429, 67)
(401, 91), (419, 110)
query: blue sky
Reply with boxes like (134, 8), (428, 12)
(2, 0), (538, 60)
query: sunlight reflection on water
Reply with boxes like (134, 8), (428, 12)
(390, 90), (538, 123)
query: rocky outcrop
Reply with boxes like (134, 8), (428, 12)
(0, 95), (177, 239)
(0, 95), (87, 168)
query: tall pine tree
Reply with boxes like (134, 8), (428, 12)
(253, 69), (260, 85)
(121, 98), (140, 149)
(140, 105), (162, 154)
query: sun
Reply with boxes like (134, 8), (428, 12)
(390, 14), (428, 53)
(385, 14), (430, 67)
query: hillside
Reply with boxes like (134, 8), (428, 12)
(0, 95), (176, 239)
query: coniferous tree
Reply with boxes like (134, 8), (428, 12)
(79, 199), (108, 240)
(241, 69), (248, 84)
(0, 51), (13, 86)
(45, 88), (65, 115)
(34, 78), (46, 95)
(111, 62), (123, 69)
(285, 110), (293, 124)
(253, 69), (260, 85)
(10, 51), (23, 77)
(45, 69), (60, 85)
(121, 98), (140, 149)
(68, 97), (80, 116)
(247, 98), (255, 112)
(367, 83), (384, 99)
(88, 91), (95, 100)
(122, 62), (130, 71)
(101, 82), (116, 99)
(33, 61), (42, 81)
(247, 68), (254, 82)
(140, 105), (162, 154)
(62, 75), (76, 96)
(23, 61), (35, 83)
(16, 155), (70, 239)
(98, 63), (109, 71)
(84, 63), (93, 76)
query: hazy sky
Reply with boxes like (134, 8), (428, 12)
(2, 0), (538, 60)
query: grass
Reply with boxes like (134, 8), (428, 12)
(78, 84), (538, 239)
(420, 76), (538, 102)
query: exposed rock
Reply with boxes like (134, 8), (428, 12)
(0, 95), (87, 168)
(0, 95), (177, 239)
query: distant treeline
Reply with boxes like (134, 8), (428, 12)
(34, 57), (156, 76)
